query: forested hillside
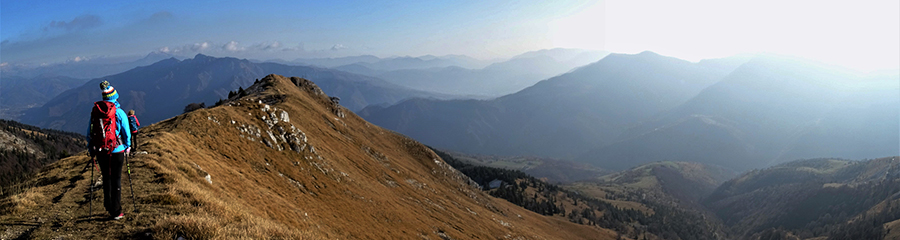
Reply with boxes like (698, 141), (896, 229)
(0, 120), (85, 192)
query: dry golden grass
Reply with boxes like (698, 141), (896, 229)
(7, 189), (45, 214)
(0, 74), (613, 239)
(885, 219), (900, 240)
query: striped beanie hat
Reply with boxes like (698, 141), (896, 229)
(100, 81), (119, 101)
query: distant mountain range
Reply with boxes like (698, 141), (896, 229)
(361, 52), (900, 172)
(289, 54), (492, 71)
(0, 75), (88, 120)
(579, 56), (900, 170)
(329, 55), (490, 72)
(19, 54), (441, 133)
(0, 51), (178, 79)
(360, 51), (729, 159)
(359, 48), (610, 97)
(282, 48), (610, 97)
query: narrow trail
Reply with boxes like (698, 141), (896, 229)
(1, 150), (175, 239)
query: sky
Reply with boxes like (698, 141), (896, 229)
(1, 0), (898, 72)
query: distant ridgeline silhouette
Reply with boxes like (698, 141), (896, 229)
(20, 54), (440, 133)
(361, 52), (900, 171)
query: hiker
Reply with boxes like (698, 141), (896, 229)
(86, 81), (131, 220)
(127, 110), (140, 154)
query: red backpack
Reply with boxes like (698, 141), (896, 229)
(89, 101), (121, 153)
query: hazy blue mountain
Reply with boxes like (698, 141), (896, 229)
(372, 48), (611, 97)
(339, 55), (489, 72)
(294, 54), (491, 71)
(0, 75), (88, 120)
(360, 51), (726, 159)
(0, 51), (179, 79)
(578, 56), (900, 171)
(291, 55), (382, 68)
(20, 54), (439, 133)
(696, 54), (753, 75)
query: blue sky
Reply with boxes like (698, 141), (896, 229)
(2, 0), (898, 71)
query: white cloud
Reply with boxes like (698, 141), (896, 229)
(155, 41), (215, 55)
(223, 41), (243, 52)
(192, 42), (210, 51)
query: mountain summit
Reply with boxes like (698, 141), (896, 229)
(0, 74), (610, 239)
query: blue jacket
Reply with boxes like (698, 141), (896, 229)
(86, 100), (131, 153)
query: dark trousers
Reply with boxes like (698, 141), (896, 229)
(131, 131), (138, 151)
(96, 152), (125, 216)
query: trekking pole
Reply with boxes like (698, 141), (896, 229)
(125, 152), (137, 212)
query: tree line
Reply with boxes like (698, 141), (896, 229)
(0, 120), (85, 194)
(432, 147), (721, 239)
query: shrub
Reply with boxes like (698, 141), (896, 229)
(183, 103), (206, 113)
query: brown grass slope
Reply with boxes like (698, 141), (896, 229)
(0, 74), (613, 239)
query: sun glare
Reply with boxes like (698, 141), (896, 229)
(549, 1), (606, 50)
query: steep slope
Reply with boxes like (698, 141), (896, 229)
(373, 48), (610, 97)
(0, 120), (85, 188)
(20, 54), (439, 133)
(579, 56), (900, 171)
(435, 150), (728, 240)
(360, 51), (726, 159)
(0, 75), (88, 120)
(0, 74), (612, 239)
(703, 157), (900, 239)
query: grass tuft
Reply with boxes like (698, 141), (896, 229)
(145, 192), (180, 205)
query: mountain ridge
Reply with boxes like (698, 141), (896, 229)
(360, 51), (728, 159)
(703, 157), (900, 239)
(580, 55), (900, 171)
(369, 49), (610, 97)
(0, 74), (613, 239)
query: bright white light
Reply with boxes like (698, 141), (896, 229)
(549, 1), (606, 50)
(600, 0), (899, 72)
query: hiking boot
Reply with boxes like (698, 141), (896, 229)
(112, 213), (124, 220)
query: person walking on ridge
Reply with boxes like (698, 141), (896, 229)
(86, 81), (131, 220)
(127, 110), (140, 154)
